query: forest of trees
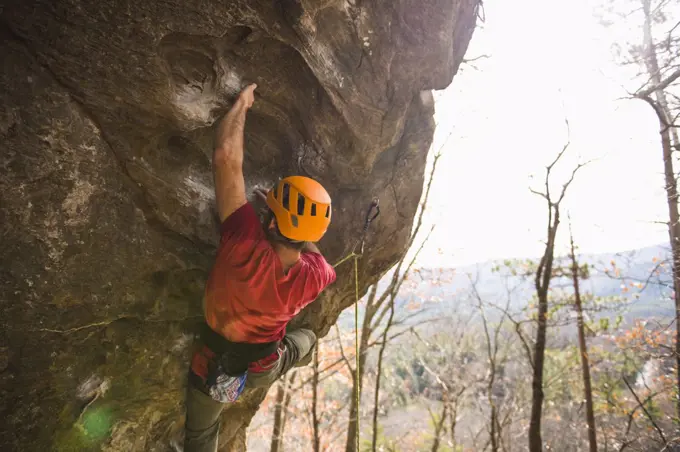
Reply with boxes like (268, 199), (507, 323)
(245, 0), (680, 450)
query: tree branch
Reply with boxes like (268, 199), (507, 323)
(334, 324), (355, 378)
(463, 54), (491, 63)
(637, 94), (674, 128)
(557, 160), (591, 205)
(622, 376), (667, 445)
(637, 66), (680, 97)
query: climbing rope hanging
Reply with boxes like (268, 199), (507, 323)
(332, 199), (380, 451)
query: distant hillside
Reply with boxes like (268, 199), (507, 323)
(337, 243), (675, 330)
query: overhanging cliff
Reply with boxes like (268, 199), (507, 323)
(0, 0), (479, 450)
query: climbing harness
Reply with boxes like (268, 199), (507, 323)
(332, 199), (380, 451)
(192, 322), (279, 404)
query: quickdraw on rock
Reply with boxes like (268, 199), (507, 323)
(333, 198), (380, 269)
(360, 198), (381, 255)
(331, 198), (380, 452)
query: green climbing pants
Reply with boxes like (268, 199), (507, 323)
(183, 329), (316, 452)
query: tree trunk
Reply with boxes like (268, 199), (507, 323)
(371, 296), (396, 452)
(528, 291), (548, 452)
(479, 296), (500, 452)
(270, 372), (297, 452)
(663, 110), (680, 426)
(529, 277), (549, 452)
(312, 347), (321, 452)
(641, 0), (680, 424)
(569, 225), (597, 452)
(431, 399), (448, 452)
(450, 402), (458, 450)
(487, 341), (498, 452)
(270, 379), (288, 452)
(280, 373), (296, 446)
(529, 207), (560, 452)
(344, 320), (370, 452)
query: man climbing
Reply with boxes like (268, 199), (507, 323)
(183, 83), (337, 452)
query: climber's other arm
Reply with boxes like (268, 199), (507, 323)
(213, 83), (257, 223)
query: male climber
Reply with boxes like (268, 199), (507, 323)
(183, 83), (337, 452)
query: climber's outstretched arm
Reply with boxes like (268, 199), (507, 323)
(212, 84), (257, 223)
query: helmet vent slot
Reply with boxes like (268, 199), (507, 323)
(297, 194), (306, 215)
(282, 183), (290, 210)
(311, 203), (317, 216)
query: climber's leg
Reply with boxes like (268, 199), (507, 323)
(183, 381), (224, 452)
(246, 328), (317, 388)
(290, 329), (317, 368)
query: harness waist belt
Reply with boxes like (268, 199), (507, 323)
(199, 322), (279, 375)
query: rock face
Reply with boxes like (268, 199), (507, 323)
(0, 0), (478, 450)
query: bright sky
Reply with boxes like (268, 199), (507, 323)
(413, 0), (672, 268)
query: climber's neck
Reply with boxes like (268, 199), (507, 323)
(273, 242), (301, 274)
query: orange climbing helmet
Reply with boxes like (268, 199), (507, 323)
(266, 176), (332, 242)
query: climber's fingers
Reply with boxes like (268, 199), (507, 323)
(238, 83), (257, 109)
(254, 187), (269, 202)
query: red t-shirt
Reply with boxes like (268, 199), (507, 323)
(203, 202), (336, 344)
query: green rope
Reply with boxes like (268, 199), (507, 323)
(354, 253), (360, 452)
(329, 199), (379, 452)
(332, 252), (359, 269)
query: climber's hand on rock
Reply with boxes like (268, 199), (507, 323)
(254, 187), (269, 203)
(237, 83), (257, 109)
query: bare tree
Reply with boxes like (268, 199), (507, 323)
(370, 225), (434, 452)
(616, 381), (674, 450)
(337, 153), (442, 452)
(367, 152), (446, 451)
(468, 275), (516, 452)
(270, 380), (287, 452)
(568, 217), (597, 452)
(311, 346), (321, 452)
(622, 376), (668, 448)
(270, 371), (298, 452)
(528, 119), (587, 451)
(408, 309), (477, 451)
(341, 283), (375, 452)
(602, 0), (680, 422)
(410, 270), (525, 452)
(449, 385), (468, 451)
(430, 392), (449, 452)
(636, 0), (680, 423)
